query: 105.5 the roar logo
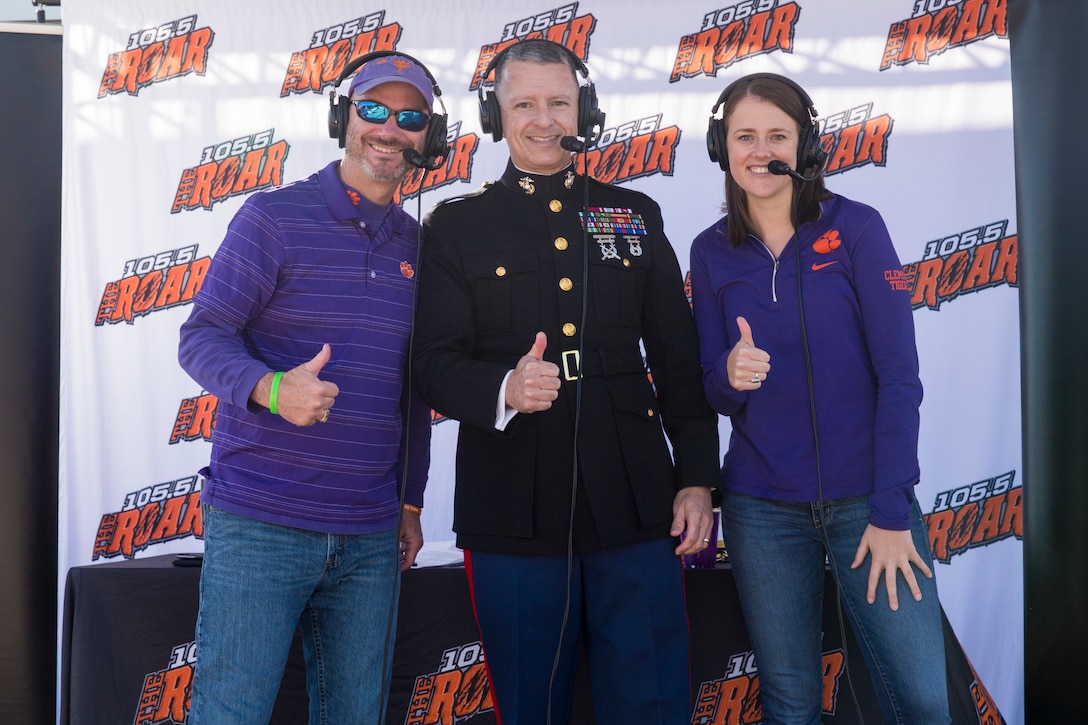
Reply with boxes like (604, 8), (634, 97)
(902, 219), (1017, 310)
(134, 641), (196, 725)
(98, 15), (214, 98)
(93, 476), (203, 561)
(670, 1), (800, 82)
(692, 648), (844, 724)
(96, 245), (210, 327)
(171, 130), (290, 213)
(882, 0), (1008, 71)
(468, 3), (597, 92)
(131, 639), (495, 725)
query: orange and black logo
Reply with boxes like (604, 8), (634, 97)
(405, 641), (494, 724)
(468, 3), (598, 91)
(281, 11), (403, 96)
(134, 641), (195, 725)
(691, 647), (845, 724)
(966, 653), (1003, 725)
(925, 470), (1021, 564)
(670, 1), (800, 83)
(901, 219), (1017, 311)
(881, 0), (1008, 71)
(96, 245), (210, 326)
(817, 103), (894, 177)
(170, 392), (218, 444)
(573, 114), (681, 185)
(395, 121), (481, 204)
(92, 476), (204, 560)
(99, 15), (214, 98)
(171, 129), (290, 213)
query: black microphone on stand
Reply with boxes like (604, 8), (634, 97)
(768, 159), (821, 182)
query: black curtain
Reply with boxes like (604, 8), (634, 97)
(0, 26), (62, 725)
(1009, 1), (1088, 722)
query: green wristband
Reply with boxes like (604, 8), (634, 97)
(269, 371), (284, 415)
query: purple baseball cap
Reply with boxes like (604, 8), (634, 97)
(348, 55), (434, 111)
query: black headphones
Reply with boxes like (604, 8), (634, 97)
(327, 50), (449, 166)
(706, 72), (827, 180)
(477, 39), (604, 143)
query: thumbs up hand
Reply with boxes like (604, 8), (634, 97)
(259, 344), (341, 426)
(505, 332), (561, 414)
(727, 317), (771, 391)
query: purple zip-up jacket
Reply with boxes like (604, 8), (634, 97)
(178, 161), (430, 534)
(689, 194), (922, 530)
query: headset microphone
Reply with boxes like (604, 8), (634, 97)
(403, 148), (443, 171)
(560, 136), (585, 153)
(561, 111), (605, 154)
(768, 159), (820, 182)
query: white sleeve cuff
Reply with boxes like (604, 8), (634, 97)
(495, 370), (517, 431)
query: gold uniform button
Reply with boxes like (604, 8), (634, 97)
(554, 237), (568, 251)
(495, 266), (507, 277)
(647, 409), (655, 417)
(559, 278), (573, 291)
(623, 259), (631, 267)
(562, 323), (577, 337)
(549, 199), (562, 213)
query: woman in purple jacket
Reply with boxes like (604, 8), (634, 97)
(689, 73), (950, 725)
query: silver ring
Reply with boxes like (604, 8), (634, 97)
(750, 375), (761, 384)
(703, 538), (711, 544)
(319, 408), (329, 423)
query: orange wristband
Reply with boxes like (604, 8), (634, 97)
(402, 503), (422, 515)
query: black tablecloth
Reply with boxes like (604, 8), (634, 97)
(60, 555), (1003, 724)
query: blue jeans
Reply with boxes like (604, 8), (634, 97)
(189, 505), (401, 725)
(720, 490), (949, 725)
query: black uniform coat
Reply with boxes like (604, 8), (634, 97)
(413, 161), (719, 555)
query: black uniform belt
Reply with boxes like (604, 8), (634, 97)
(560, 349), (646, 382)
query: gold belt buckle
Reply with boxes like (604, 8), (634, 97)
(561, 349), (581, 381)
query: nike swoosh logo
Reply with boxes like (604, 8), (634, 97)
(811, 261), (839, 271)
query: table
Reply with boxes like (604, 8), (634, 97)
(60, 555), (1001, 724)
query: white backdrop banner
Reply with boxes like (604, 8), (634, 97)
(59, 0), (1020, 722)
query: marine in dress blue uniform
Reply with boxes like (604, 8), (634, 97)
(412, 40), (719, 725)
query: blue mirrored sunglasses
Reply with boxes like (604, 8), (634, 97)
(352, 100), (430, 132)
